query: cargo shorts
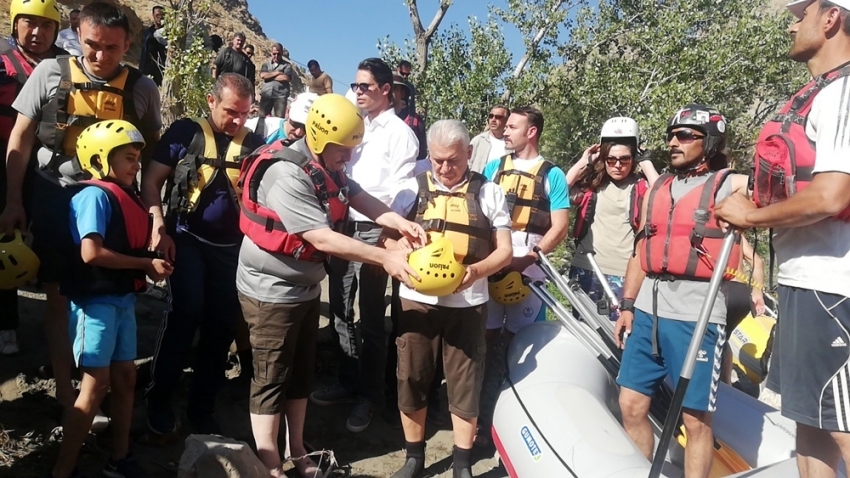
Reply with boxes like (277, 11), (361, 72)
(396, 298), (487, 419)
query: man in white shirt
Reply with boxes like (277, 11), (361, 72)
(469, 105), (510, 173)
(54, 8), (81, 56)
(310, 58), (419, 433)
(715, 1), (850, 477)
(385, 119), (512, 478)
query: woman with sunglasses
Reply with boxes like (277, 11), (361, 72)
(565, 117), (660, 318)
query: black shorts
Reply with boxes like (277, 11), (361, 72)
(778, 285), (850, 431)
(30, 175), (80, 283)
(725, 281), (752, 332)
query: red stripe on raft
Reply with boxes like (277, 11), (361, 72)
(491, 426), (519, 478)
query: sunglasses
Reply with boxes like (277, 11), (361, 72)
(666, 130), (705, 143)
(488, 114), (505, 120)
(605, 155), (633, 166)
(289, 119), (305, 131)
(350, 82), (378, 93)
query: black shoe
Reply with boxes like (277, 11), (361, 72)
(390, 456), (425, 478)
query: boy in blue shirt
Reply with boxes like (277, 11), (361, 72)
(51, 120), (173, 478)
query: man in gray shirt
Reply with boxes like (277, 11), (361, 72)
(258, 43), (294, 117)
(614, 105), (748, 478)
(236, 93), (424, 477)
(0, 0), (161, 433)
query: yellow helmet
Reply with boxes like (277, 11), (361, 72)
(76, 120), (146, 180)
(10, 0), (61, 36)
(407, 237), (466, 297)
(0, 230), (39, 289)
(307, 93), (364, 155)
(488, 271), (530, 305)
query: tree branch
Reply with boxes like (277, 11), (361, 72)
(407, 0), (425, 36)
(424, 0), (451, 38)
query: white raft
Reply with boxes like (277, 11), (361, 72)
(491, 320), (801, 478)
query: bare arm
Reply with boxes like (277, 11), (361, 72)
(349, 191), (427, 247)
(566, 144), (598, 187)
(80, 235), (173, 281)
(614, 190), (651, 347)
(141, 161), (176, 261)
(5, 115), (36, 205)
(638, 158), (660, 187)
(739, 236), (765, 289)
(750, 173), (850, 228)
(511, 209), (569, 272)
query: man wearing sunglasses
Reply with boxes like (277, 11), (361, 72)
(470, 105), (510, 173)
(310, 58), (419, 434)
(614, 104), (749, 478)
(715, 2), (850, 476)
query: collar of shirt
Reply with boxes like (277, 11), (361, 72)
(363, 107), (396, 131)
(427, 169), (472, 193)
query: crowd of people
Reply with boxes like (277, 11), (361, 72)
(0, 0), (847, 478)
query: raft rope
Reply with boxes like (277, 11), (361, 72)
(694, 244), (766, 290)
(505, 359), (580, 478)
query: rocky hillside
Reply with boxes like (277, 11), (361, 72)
(0, 0), (305, 86)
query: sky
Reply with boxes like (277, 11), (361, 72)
(249, 0), (531, 94)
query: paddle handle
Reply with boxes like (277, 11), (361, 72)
(648, 230), (738, 478)
(586, 252), (620, 309)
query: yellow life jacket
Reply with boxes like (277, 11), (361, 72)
(412, 171), (492, 265)
(493, 154), (554, 235)
(38, 56), (142, 177)
(165, 117), (252, 217)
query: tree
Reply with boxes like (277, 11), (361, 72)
(160, 0), (215, 126)
(544, 0), (806, 171)
(405, 0), (453, 76)
(379, 15), (512, 127)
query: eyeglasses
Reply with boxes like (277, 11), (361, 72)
(605, 155), (633, 166)
(488, 114), (505, 120)
(350, 82), (377, 93)
(666, 130), (705, 144)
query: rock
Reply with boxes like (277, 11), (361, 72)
(178, 434), (269, 478)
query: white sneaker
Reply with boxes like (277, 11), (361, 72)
(91, 408), (110, 433)
(0, 330), (19, 355)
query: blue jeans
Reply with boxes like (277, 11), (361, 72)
(329, 224), (389, 407)
(568, 266), (625, 320)
(145, 233), (240, 419)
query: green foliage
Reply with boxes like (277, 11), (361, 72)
(160, 0), (215, 126)
(545, 0), (807, 172)
(379, 14), (512, 128)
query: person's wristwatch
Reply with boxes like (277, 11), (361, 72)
(619, 298), (636, 313)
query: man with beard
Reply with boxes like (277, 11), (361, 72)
(716, 1), (850, 476)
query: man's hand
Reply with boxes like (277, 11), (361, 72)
(382, 248), (419, 289)
(151, 230), (176, 263)
(395, 219), (427, 249)
(715, 193), (758, 230)
(752, 290), (766, 316)
(455, 263), (481, 293)
(146, 258), (174, 282)
(0, 201), (26, 235)
(508, 254), (536, 273)
(614, 310), (634, 349)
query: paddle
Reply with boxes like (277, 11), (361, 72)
(648, 230), (739, 478)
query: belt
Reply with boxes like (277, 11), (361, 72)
(353, 221), (380, 232)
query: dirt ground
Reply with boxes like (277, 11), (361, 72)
(0, 282), (506, 478)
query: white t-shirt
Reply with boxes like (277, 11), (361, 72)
(774, 76), (850, 297)
(245, 116), (285, 142)
(489, 134), (507, 160)
(55, 28), (82, 56)
(348, 108), (419, 221)
(391, 171), (512, 308)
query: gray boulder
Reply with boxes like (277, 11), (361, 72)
(178, 434), (270, 478)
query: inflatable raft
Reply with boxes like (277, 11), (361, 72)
(491, 320), (798, 477)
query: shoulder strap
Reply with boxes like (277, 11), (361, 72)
(192, 117), (218, 160)
(255, 118), (266, 138)
(122, 66), (141, 124)
(50, 56), (74, 154)
(0, 45), (29, 85)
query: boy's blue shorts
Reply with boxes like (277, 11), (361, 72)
(69, 300), (137, 368)
(616, 309), (726, 412)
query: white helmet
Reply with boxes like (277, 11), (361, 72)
(600, 117), (640, 146)
(288, 92), (319, 124)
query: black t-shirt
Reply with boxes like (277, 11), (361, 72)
(214, 46), (250, 79)
(154, 118), (264, 244)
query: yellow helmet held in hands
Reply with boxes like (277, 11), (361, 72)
(0, 229), (39, 289)
(76, 120), (146, 180)
(307, 93), (364, 155)
(407, 237), (466, 297)
(488, 271), (530, 305)
(10, 0), (61, 36)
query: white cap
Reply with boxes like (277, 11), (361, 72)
(600, 116), (640, 144)
(786, 0), (850, 19)
(288, 92), (318, 124)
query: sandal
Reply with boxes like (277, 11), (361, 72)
(292, 455), (321, 478)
